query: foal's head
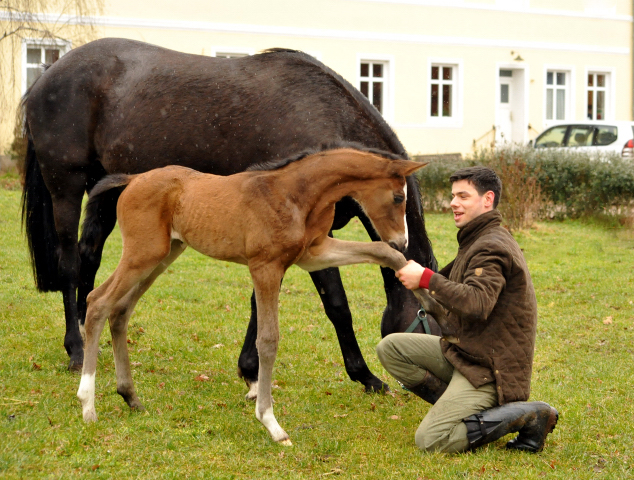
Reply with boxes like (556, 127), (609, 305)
(354, 156), (426, 252)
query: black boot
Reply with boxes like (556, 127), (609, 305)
(463, 401), (558, 453)
(404, 371), (448, 405)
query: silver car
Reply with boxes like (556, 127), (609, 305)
(532, 121), (634, 158)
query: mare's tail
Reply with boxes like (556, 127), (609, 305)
(21, 126), (62, 291)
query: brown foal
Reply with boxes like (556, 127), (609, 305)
(77, 147), (424, 445)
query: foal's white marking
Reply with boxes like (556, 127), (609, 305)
(256, 403), (292, 445)
(77, 372), (97, 422)
(403, 183), (409, 249)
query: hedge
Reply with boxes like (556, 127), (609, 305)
(415, 146), (634, 230)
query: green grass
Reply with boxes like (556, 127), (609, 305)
(1, 187), (633, 479)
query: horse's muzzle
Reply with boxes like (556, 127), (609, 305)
(388, 237), (408, 253)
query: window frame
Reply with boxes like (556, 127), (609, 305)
(584, 67), (615, 122)
(427, 58), (463, 127)
(356, 54), (395, 123)
(21, 38), (70, 93)
(543, 65), (575, 125)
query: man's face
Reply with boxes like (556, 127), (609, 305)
(450, 179), (494, 228)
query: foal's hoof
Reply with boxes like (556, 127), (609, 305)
(278, 438), (293, 446)
(82, 409), (98, 423)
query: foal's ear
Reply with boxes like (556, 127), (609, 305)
(391, 160), (428, 177)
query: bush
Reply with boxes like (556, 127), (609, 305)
(529, 149), (634, 218)
(415, 146), (634, 231)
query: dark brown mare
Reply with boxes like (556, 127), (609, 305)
(21, 38), (438, 392)
(77, 148), (423, 444)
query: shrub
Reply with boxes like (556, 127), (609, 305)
(415, 146), (634, 230)
(529, 149), (634, 218)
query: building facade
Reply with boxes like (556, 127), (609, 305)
(1, 0), (632, 160)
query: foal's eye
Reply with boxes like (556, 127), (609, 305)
(394, 194), (405, 205)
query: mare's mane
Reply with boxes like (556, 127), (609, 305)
(258, 47), (408, 159)
(246, 142), (405, 172)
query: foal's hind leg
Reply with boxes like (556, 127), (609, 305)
(109, 240), (186, 411)
(78, 237), (177, 422)
(77, 275), (119, 422)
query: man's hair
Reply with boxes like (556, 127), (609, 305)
(449, 166), (502, 208)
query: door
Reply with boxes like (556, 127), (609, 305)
(497, 71), (513, 142)
(495, 68), (526, 145)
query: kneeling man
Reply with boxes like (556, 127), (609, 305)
(377, 166), (557, 453)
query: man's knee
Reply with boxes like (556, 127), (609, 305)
(415, 420), (469, 453)
(375, 333), (400, 366)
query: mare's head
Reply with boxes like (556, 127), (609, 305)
(352, 153), (426, 252)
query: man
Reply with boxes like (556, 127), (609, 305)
(376, 166), (558, 453)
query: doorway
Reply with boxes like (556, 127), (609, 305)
(495, 68), (526, 145)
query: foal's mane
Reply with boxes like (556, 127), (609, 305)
(246, 142), (405, 172)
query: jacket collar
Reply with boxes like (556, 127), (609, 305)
(456, 210), (502, 249)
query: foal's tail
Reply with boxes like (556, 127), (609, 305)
(84, 174), (135, 226)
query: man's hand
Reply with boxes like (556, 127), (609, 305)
(395, 260), (425, 290)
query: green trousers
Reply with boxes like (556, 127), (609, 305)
(376, 333), (498, 453)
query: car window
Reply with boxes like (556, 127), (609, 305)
(594, 125), (618, 146)
(535, 126), (567, 148)
(567, 126), (594, 147)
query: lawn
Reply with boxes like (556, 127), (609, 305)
(1, 184), (633, 479)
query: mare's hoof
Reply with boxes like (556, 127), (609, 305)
(130, 403), (146, 412)
(364, 380), (390, 394)
(68, 359), (83, 373)
(278, 438), (293, 446)
(244, 380), (258, 401)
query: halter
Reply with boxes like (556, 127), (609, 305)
(405, 307), (431, 334)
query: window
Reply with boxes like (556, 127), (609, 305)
(23, 42), (67, 92)
(567, 126), (594, 147)
(534, 124), (619, 149)
(587, 73), (608, 120)
(595, 125), (617, 146)
(359, 61), (386, 114)
(545, 70), (569, 121)
(430, 64), (456, 118)
(210, 47), (254, 58)
(214, 52), (249, 59)
(534, 125), (567, 148)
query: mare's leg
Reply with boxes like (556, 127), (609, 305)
(110, 240), (187, 411)
(309, 268), (388, 392)
(249, 261), (290, 445)
(47, 176), (89, 371)
(237, 292), (261, 400)
(78, 189), (119, 336)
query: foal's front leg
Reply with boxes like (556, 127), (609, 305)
(297, 237), (408, 273)
(249, 261), (291, 445)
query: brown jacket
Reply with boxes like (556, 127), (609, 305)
(427, 210), (537, 404)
